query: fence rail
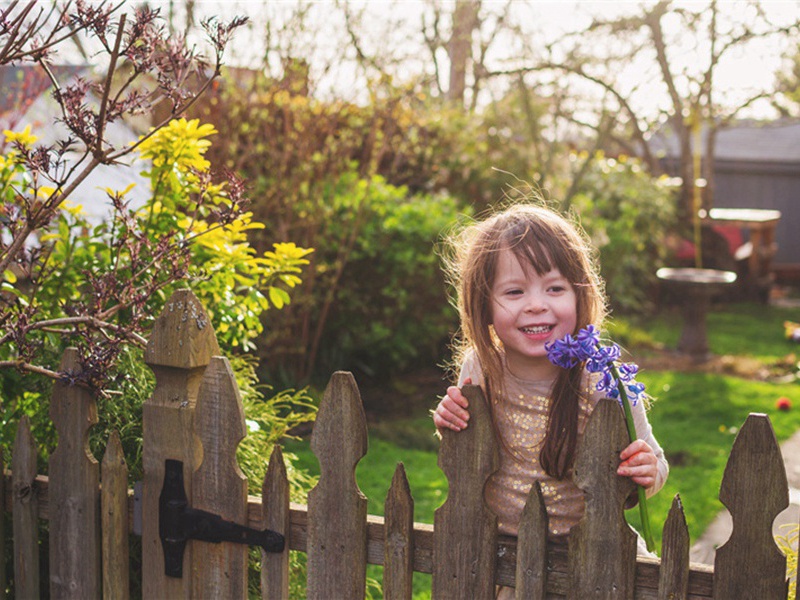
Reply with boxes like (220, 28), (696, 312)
(0, 289), (792, 598)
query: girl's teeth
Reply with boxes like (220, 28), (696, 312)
(522, 325), (551, 334)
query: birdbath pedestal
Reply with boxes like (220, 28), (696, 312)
(656, 267), (737, 361)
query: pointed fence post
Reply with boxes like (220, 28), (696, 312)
(48, 347), (101, 599)
(432, 384), (499, 599)
(384, 462), (414, 600)
(102, 431), (129, 600)
(12, 415), (39, 600)
(1, 446), (5, 600)
(568, 398), (637, 599)
(515, 482), (548, 600)
(307, 371), (369, 599)
(658, 495), (689, 600)
(191, 357), (249, 598)
(142, 289), (220, 598)
(713, 413), (789, 599)
(262, 445), (290, 600)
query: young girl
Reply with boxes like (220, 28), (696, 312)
(433, 203), (668, 549)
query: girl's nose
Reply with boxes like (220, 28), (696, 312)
(524, 294), (547, 313)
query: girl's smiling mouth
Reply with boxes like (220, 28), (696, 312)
(520, 325), (554, 335)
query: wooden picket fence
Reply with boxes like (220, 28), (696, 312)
(1, 289), (794, 598)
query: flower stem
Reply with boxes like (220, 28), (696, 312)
(608, 360), (656, 553)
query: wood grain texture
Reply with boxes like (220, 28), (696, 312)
(1, 446), (5, 600)
(191, 357), (249, 599)
(568, 398), (637, 599)
(515, 481), (548, 600)
(12, 415), (39, 600)
(142, 289), (218, 599)
(432, 384), (499, 599)
(48, 348), (101, 599)
(102, 431), (129, 600)
(262, 445), (290, 600)
(307, 371), (369, 599)
(384, 463), (414, 600)
(713, 413), (789, 599)
(658, 495), (689, 600)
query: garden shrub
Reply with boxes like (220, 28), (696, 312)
(567, 152), (678, 314)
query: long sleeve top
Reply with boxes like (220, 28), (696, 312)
(457, 351), (669, 540)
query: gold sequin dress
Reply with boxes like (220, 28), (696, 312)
(457, 351), (668, 541)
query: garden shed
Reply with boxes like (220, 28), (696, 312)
(654, 119), (800, 282)
(0, 65), (150, 221)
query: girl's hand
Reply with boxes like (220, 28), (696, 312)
(432, 379), (472, 432)
(617, 439), (658, 488)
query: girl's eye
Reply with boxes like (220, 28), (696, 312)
(549, 285), (566, 293)
(506, 289), (523, 296)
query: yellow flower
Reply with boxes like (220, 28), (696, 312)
(137, 118), (217, 173)
(3, 124), (38, 148)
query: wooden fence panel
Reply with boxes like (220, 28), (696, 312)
(432, 384), (498, 599)
(307, 371), (368, 599)
(262, 445), (290, 600)
(384, 462), (414, 600)
(12, 415), (39, 600)
(48, 347), (100, 599)
(658, 495), (689, 600)
(515, 481), (548, 599)
(191, 356), (249, 598)
(568, 398), (637, 599)
(142, 289), (220, 599)
(713, 413), (789, 599)
(101, 430), (129, 600)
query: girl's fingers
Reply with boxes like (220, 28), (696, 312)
(618, 442), (657, 487)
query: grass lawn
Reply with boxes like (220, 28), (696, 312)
(283, 301), (800, 597)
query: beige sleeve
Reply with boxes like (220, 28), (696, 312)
(631, 398), (669, 497)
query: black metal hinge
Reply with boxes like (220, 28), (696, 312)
(158, 459), (285, 577)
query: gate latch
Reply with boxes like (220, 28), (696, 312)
(159, 459), (285, 577)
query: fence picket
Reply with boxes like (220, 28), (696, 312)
(1, 446), (5, 600)
(568, 397), (637, 599)
(384, 462), (414, 600)
(191, 356), (249, 598)
(48, 347), (101, 599)
(142, 289), (220, 599)
(307, 371), (368, 599)
(101, 431), (129, 600)
(432, 384), (498, 599)
(262, 445), (290, 600)
(12, 415), (39, 600)
(713, 413), (789, 599)
(515, 481), (548, 599)
(658, 495), (689, 600)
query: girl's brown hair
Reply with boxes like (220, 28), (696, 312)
(443, 203), (607, 479)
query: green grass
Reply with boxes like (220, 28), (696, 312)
(283, 301), (800, 596)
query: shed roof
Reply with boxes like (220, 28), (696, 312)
(651, 119), (800, 165)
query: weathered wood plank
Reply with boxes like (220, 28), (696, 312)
(307, 371), (369, 599)
(384, 462), (414, 600)
(191, 356), (249, 599)
(48, 347), (101, 599)
(713, 413), (789, 599)
(432, 383), (499, 599)
(102, 430), (129, 600)
(568, 398), (637, 599)
(658, 495), (689, 600)
(0, 471), (719, 598)
(262, 445), (290, 600)
(1, 446), (5, 600)
(142, 289), (219, 599)
(12, 415), (39, 600)
(516, 481), (548, 599)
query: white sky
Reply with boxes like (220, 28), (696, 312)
(147, 0), (798, 119)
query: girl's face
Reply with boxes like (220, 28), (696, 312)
(490, 247), (577, 380)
